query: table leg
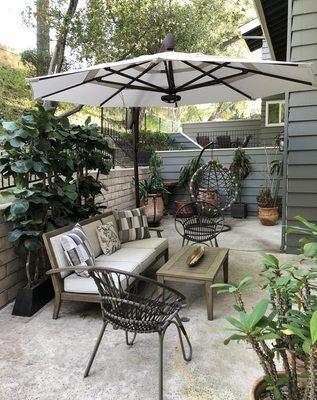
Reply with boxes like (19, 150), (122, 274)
(223, 254), (229, 283)
(205, 282), (213, 321)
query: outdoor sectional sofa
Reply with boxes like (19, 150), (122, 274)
(43, 210), (169, 319)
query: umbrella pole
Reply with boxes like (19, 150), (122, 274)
(132, 107), (141, 207)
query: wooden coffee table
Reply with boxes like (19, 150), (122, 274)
(156, 246), (229, 320)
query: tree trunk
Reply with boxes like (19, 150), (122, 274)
(36, 0), (50, 75)
(45, 0), (80, 117)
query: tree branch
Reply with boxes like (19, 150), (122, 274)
(54, 104), (83, 119)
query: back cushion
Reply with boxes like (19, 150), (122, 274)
(115, 207), (150, 243)
(101, 214), (119, 235)
(82, 220), (102, 257)
(50, 232), (72, 278)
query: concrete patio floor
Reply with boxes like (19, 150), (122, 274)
(0, 216), (294, 400)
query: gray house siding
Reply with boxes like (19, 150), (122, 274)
(157, 147), (283, 215)
(285, 0), (317, 252)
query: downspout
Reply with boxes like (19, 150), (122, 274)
(280, 0), (293, 252)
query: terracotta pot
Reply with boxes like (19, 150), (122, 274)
(197, 188), (218, 207)
(258, 207), (279, 226)
(143, 194), (164, 226)
(249, 372), (286, 400)
(173, 200), (193, 217)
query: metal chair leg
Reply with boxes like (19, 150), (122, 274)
(125, 331), (137, 346)
(181, 237), (185, 247)
(214, 237), (219, 247)
(173, 315), (192, 362)
(158, 330), (166, 400)
(84, 322), (107, 378)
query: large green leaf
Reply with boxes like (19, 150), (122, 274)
(12, 129), (28, 139)
(226, 316), (244, 331)
(33, 161), (47, 173)
(9, 137), (24, 148)
(248, 299), (269, 329)
(10, 199), (29, 216)
(11, 160), (33, 173)
(310, 310), (317, 344)
(7, 229), (24, 242)
(24, 238), (42, 251)
(303, 242), (317, 258)
(2, 121), (19, 131)
(28, 196), (49, 205)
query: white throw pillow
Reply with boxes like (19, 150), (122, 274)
(96, 222), (121, 255)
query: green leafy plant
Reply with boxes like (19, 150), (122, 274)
(139, 153), (169, 200)
(0, 107), (112, 287)
(212, 218), (317, 400)
(178, 156), (204, 197)
(229, 147), (251, 203)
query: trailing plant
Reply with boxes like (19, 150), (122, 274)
(212, 216), (317, 400)
(0, 106), (112, 287)
(178, 156), (204, 197)
(229, 147), (251, 203)
(138, 153), (169, 200)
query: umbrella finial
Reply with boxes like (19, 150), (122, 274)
(160, 33), (174, 52)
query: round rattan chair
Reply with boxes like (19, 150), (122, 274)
(75, 266), (193, 400)
(175, 201), (224, 247)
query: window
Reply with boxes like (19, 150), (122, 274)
(265, 100), (285, 127)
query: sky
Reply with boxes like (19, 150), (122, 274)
(0, 0), (35, 53)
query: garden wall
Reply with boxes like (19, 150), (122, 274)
(0, 166), (149, 309)
(156, 147), (283, 216)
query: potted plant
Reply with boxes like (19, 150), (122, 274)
(0, 107), (112, 316)
(257, 150), (284, 225)
(212, 215), (317, 400)
(139, 153), (169, 226)
(175, 156), (204, 216)
(229, 148), (251, 218)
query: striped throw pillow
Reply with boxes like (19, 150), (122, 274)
(115, 207), (150, 243)
(60, 223), (95, 277)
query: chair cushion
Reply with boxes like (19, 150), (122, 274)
(115, 207), (150, 243)
(96, 222), (121, 255)
(60, 223), (95, 277)
(64, 261), (140, 294)
(121, 237), (168, 257)
(95, 248), (156, 274)
(82, 220), (102, 257)
(101, 214), (119, 235)
(50, 232), (73, 278)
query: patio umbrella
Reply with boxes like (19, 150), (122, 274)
(29, 35), (316, 205)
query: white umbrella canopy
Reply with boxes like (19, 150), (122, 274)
(29, 51), (316, 108)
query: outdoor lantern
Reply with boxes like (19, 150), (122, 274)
(275, 131), (284, 152)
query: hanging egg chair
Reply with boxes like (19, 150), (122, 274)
(190, 159), (238, 213)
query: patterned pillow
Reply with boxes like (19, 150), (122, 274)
(115, 207), (150, 243)
(60, 223), (95, 277)
(96, 222), (121, 255)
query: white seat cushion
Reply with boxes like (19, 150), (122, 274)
(64, 261), (139, 294)
(121, 237), (168, 257)
(96, 248), (156, 274)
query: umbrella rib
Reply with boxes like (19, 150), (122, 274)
(177, 71), (247, 93)
(95, 79), (165, 92)
(39, 61), (151, 100)
(99, 62), (158, 107)
(182, 60), (253, 100)
(176, 62), (230, 91)
(208, 61), (313, 86)
(103, 67), (168, 93)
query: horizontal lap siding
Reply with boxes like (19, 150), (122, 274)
(157, 148), (283, 215)
(285, 0), (317, 253)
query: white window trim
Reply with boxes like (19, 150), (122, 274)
(265, 100), (285, 127)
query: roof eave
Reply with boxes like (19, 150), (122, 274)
(253, 0), (276, 60)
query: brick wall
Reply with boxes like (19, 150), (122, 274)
(0, 204), (27, 308)
(94, 166), (149, 211)
(0, 166), (149, 308)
